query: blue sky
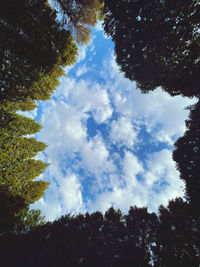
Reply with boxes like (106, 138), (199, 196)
(31, 22), (195, 221)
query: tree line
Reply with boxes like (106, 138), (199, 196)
(0, 0), (200, 266)
(1, 199), (200, 267)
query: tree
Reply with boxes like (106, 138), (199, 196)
(0, 188), (46, 235)
(154, 198), (200, 267)
(102, 207), (126, 267)
(0, 0), (77, 104)
(125, 206), (158, 267)
(52, 0), (104, 44)
(103, 0), (200, 97)
(0, 106), (49, 205)
(173, 101), (200, 215)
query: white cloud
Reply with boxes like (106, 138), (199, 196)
(95, 20), (103, 31)
(123, 151), (144, 184)
(33, 42), (195, 221)
(80, 135), (116, 189)
(103, 54), (195, 145)
(144, 149), (185, 210)
(110, 116), (137, 148)
(76, 64), (88, 77)
(88, 149), (184, 214)
(70, 79), (113, 123)
(60, 174), (84, 214)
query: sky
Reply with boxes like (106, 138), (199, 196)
(31, 22), (196, 221)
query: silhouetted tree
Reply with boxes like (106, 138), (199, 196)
(154, 198), (200, 267)
(173, 101), (200, 215)
(125, 206), (158, 266)
(103, 0), (200, 97)
(1, 205), (199, 267)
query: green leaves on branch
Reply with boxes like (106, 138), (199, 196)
(52, 0), (104, 44)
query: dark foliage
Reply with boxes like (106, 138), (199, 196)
(0, 0), (77, 103)
(154, 198), (200, 267)
(173, 100), (200, 215)
(103, 0), (200, 97)
(1, 202), (199, 267)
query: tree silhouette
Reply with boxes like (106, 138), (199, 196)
(154, 198), (200, 267)
(103, 0), (200, 97)
(125, 206), (158, 266)
(1, 204), (199, 267)
(173, 100), (200, 215)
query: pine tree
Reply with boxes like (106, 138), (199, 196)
(0, 109), (49, 204)
(0, 106), (49, 231)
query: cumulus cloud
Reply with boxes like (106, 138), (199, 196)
(110, 116), (137, 148)
(34, 38), (195, 221)
(59, 174), (84, 214)
(104, 54), (195, 145)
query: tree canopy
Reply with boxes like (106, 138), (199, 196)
(103, 0), (200, 97)
(0, 0), (77, 104)
(1, 202), (199, 267)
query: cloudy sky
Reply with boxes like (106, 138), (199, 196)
(31, 23), (195, 221)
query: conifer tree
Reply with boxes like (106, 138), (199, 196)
(0, 0), (77, 104)
(0, 107), (49, 205)
(0, 106), (49, 234)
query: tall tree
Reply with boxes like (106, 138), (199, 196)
(103, 0), (200, 97)
(173, 100), (200, 215)
(52, 0), (104, 44)
(0, 0), (77, 104)
(0, 106), (49, 206)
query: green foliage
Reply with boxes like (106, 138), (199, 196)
(0, 187), (27, 235)
(0, 188), (46, 235)
(52, 0), (104, 44)
(13, 208), (46, 234)
(0, 107), (49, 234)
(173, 100), (200, 215)
(103, 0), (200, 97)
(0, 0), (77, 104)
(0, 107), (49, 222)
